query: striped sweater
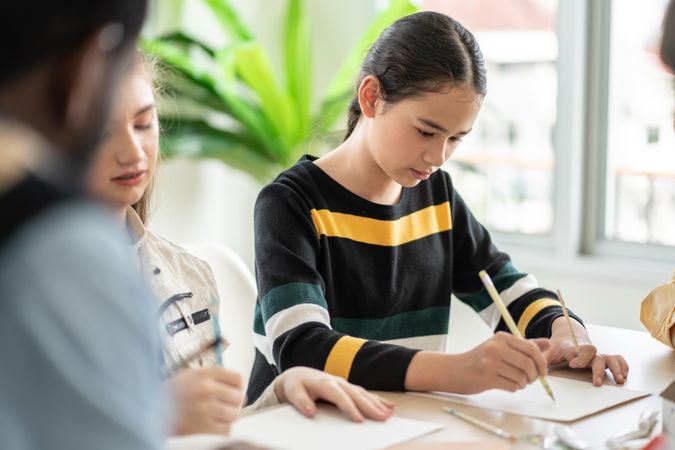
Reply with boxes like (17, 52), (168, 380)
(247, 155), (581, 403)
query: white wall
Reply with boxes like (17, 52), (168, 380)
(508, 252), (667, 331)
(150, 158), (260, 267)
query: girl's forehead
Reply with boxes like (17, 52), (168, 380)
(126, 71), (154, 104)
(113, 71), (155, 117)
(414, 85), (481, 106)
(397, 87), (482, 116)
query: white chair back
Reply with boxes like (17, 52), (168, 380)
(182, 243), (257, 384)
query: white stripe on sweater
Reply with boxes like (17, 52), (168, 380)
(253, 332), (275, 365)
(265, 303), (332, 348)
(381, 334), (447, 353)
(478, 274), (540, 329)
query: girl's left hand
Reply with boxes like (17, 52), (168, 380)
(547, 317), (629, 387)
(273, 367), (395, 422)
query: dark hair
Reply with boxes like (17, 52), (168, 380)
(344, 11), (486, 140)
(0, 1), (147, 85)
(662, 1), (675, 71)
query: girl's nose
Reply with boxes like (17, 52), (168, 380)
(424, 143), (447, 168)
(116, 131), (146, 165)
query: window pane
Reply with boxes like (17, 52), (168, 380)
(422, 0), (558, 234)
(605, 0), (675, 246)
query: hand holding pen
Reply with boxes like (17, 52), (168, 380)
(167, 335), (246, 436)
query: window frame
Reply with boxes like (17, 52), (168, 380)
(490, 0), (674, 272)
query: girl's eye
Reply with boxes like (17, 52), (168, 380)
(448, 136), (463, 143)
(416, 128), (435, 138)
(135, 122), (153, 131)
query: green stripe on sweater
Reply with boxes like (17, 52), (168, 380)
(331, 305), (450, 341)
(456, 261), (528, 312)
(260, 282), (327, 323)
(253, 303), (265, 335)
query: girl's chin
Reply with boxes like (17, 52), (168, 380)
(111, 191), (145, 210)
(396, 176), (421, 188)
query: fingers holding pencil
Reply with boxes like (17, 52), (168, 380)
(478, 270), (556, 401)
(500, 334), (550, 382)
(454, 332), (552, 394)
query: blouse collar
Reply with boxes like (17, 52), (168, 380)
(125, 205), (147, 250)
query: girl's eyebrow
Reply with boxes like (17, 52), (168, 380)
(134, 104), (155, 118)
(418, 117), (447, 132)
(417, 117), (472, 135)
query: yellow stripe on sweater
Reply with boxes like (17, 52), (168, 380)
(517, 298), (560, 336)
(310, 202), (452, 246)
(323, 336), (367, 380)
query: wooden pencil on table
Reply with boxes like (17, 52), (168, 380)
(478, 270), (556, 402)
(442, 407), (518, 443)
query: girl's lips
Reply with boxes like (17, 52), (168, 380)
(111, 171), (146, 186)
(410, 168), (431, 181)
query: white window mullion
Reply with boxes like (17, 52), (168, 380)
(554, 0), (589, 258)
(581, 0), (612, 257)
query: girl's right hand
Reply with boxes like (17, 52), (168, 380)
(452, 332), (550, 394)
(405, 332), (551, 394)
(167, 367), (245, 436)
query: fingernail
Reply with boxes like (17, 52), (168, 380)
(304, 404), (315, 415)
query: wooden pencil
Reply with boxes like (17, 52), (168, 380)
(556, 289), (580, 353)
(478, 270), (556, 401)
(443, 407), (518, 443)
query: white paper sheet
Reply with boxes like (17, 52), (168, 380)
(412, 376), (650, 422)
(228, 403), (442, 450)
(166, 434), (234, 450)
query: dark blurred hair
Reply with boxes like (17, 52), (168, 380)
(344, 11), (486, 140)
(662, 1), (675, 71)
(0, 1), (147, 85)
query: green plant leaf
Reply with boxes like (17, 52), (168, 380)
(320, 0), (417, 123)
(160, 117), (270, 159)
(234, 42), (297, 158)
(203, 0), (254, 42)
(144, 38), (284, 159)
(161, 130), (282, 183)
(311, 91), (353, 139)
(284, 0), (311, 139)
(151, 31), (216, 56)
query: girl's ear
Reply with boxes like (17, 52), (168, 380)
(357, 75), (381, 119)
